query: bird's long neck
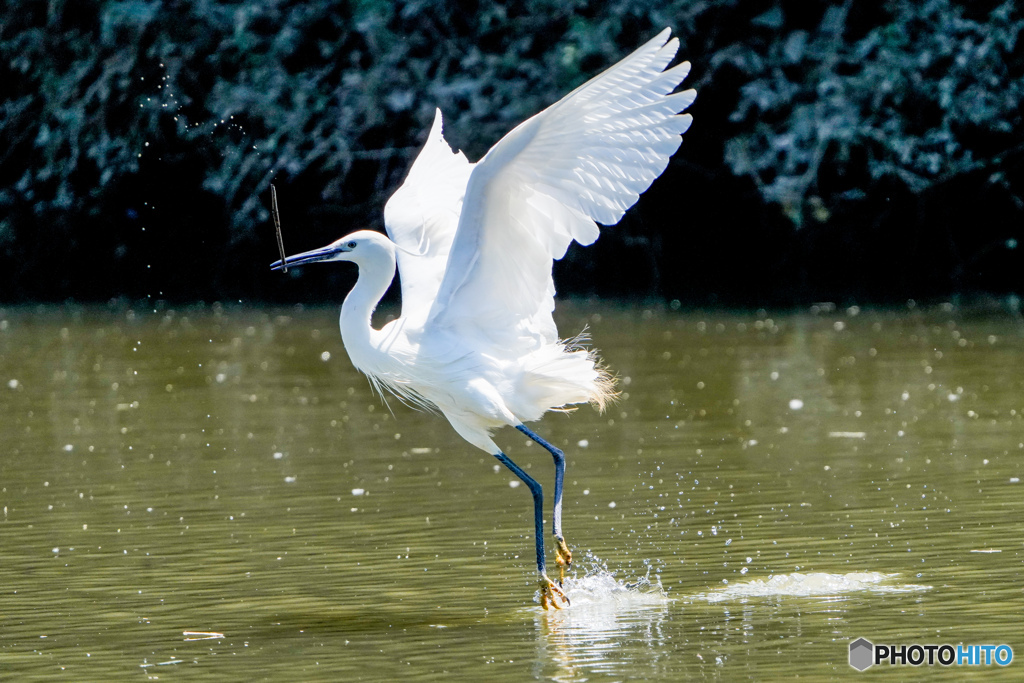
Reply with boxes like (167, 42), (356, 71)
(339, 253), (396, 361)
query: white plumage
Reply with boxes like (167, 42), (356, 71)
(272, 28), (695, 609)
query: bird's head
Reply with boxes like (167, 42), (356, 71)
(270, 230), (395, 271)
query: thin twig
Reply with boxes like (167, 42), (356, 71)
(182, 631), (225, 641)
(271, 183), (287, 272)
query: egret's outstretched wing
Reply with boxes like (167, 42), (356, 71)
(427, 28), (695, 346)
(383, 109), (474, 319)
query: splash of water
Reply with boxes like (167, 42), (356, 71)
(692, 571), (932, 603)
(538, 551), (669, 609)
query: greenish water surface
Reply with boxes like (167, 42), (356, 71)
(1, 303), (1022, 680)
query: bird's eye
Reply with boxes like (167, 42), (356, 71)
(346, 241), (357, 249)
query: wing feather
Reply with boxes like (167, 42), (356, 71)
(383, 109), (474, 319)
(427, 28), (695, 345)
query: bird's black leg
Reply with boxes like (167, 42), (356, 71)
(492, 452), (545, 575)
(516, 425), (573, 582)
(493, 451), (568, 609)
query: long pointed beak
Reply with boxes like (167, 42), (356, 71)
(270, 244), (342, 271)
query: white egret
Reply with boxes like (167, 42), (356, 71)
(271, 28), (695, 609)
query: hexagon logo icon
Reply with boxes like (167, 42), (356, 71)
(849, 638), (874, 671)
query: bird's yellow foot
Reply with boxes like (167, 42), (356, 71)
(540, 574), (570, 610)
(554, 536), (573, 584)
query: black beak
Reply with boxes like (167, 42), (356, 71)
(270, 244), (343, 271)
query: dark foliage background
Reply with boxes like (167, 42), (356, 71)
(2, 0), (1022, 306)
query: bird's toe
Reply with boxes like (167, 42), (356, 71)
(539, 574), (570, 610)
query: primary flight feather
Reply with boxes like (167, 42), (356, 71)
(272, 27), (695, 609)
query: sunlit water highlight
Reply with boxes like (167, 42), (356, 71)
(1, 303), (1023, 679)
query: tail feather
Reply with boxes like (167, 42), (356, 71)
(511, 332), (619, 421)
(585, 346), (619, 413)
